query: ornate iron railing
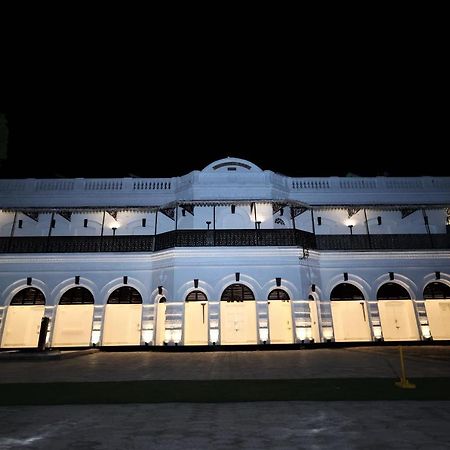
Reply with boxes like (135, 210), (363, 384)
(0, 230), (448, 253)
(315, 233), (450, 250)
(0, 229), (314, 253)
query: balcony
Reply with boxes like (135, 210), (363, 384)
(316, 233), (450, 250)
(0, 230), (448, 254)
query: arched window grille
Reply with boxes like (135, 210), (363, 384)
(268, 289), (290, 300)
(186, 290), (208, 302)
(107, 286), (142, 304)
(10, 287), (45, 305)
(59, 287), (94, 305)
(330, 283), (365, 300)
(377, 282), (411, 300)
(221, 284), (255, 302)
(423, 282), (450, 299)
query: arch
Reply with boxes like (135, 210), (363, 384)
(59, 287), (94, 305)
(154, 296), (167, 345)
(423, 282), (450, 299)
(185, 290), (208, 302)
(184, 292), (209, 345)
(102, 286), (143, 346)
(268, 289), (290, 300)
(267, 288), (293, 343)
(202, 157), (262, 173)
(220, 283), (258, 344)
(377, 282), (419, 341)
(329, 283), (371, 342)
(52, 287), (95, 347)
(107, 286), (142, 304)
(221, 283), (255, 301)
(377, 282), (411, 300)
(1, 287), (46, 348)
(330, 283), (365, 300)
(10, 287), (45, 305)
(423, 281), (450, 340)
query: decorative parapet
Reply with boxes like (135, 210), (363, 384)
(1, 171), (450, 208)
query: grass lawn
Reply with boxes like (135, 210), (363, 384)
(2, 378), (450, 405)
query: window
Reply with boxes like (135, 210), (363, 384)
(330, 283), (364, 300)
(275, 218), (285, 226)
(423, 282), (450, 299)
(107, 286), (142, 304)
(221, 284), (255, 301)
(18, 219), (23, 229)
(317, 217), (322, 226)
(268, 289), (290, 300)
(186, 290), (208, 302)
(377, 282), (410, 300)
(59, 287), (94, 304)
(11, 287), (45, 305)
(84, 219), (88, 227)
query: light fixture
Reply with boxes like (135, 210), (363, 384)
(348, 224), (353, 235)
(112, 227), (117, 236)
(206, 221), (211, 230)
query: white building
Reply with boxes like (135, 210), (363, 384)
(0, 157), (449, 349)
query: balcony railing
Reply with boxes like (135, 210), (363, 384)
(0, 230), (448, 254)
(315, 233), (450, 250)
(0, 229), (314, 253)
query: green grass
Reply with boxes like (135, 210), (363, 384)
(2, 378), (450, 405)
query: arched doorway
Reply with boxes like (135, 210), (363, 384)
(377, 282), (419, 341)
(424, 282), (450, 340)
(308, 294), (321, 343)
(101, 286), (142, 346)
(51, 287), (94, 347)
(0, 287), (46, 348)
(154, 297), (167, 345)
(267, 289), (293, 344)
(220, 283), (258, 345)
(330, 283), (372, 342)
(184, 291), (208, 345)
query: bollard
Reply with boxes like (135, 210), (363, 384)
(37, 317), (50, 352)
(395, 345), (416, 389)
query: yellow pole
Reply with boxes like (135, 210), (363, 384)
(395, 345), (416, 389)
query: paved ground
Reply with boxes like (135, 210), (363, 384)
(2, 345), (450, 449)
(1, 345), (450, 383)
(2, 401), (450, 449)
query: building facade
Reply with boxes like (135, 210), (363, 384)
(0, 157), (449, 348)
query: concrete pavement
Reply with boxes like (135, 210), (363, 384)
(1, 345), (450, 383)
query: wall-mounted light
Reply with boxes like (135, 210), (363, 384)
(112, 227), (117, 236)
(256, 221), (261, 230)
(348, 224), (354, 235)
(206, 221), (211, 230)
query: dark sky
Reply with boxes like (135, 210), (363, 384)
(1, 106), (447, 180)
(1, 11), (447, 180)
(1, 44), (447, 181)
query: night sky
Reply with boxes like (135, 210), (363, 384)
(1, 12), (447, 180)
(0, 52), (450, 183)
(1, 92), (447, 180)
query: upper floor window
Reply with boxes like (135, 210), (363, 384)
(11, 287), (45, 305)
(221, 284), (255, 301)
(107, 286), (142, 304)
